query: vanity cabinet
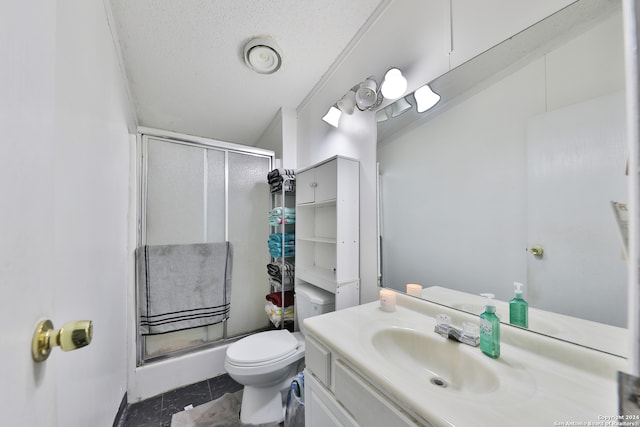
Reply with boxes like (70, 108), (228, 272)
(295, 156), (359, 309)
(305, 335), (429, 427)
(303, 293), (625, 427)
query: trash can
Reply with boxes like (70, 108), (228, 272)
(284, 371), (304, 426)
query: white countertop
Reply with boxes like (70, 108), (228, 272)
(304, 292), (627, 427)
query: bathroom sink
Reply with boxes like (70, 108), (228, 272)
(371, 327), (500, 394)
(304, 292), (622, 426)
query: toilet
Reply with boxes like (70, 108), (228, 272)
(224, 282), (335, 424)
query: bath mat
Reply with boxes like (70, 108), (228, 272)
(170, 390), (282, 427)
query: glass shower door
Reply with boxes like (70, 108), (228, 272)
(141, 135), (271, 361)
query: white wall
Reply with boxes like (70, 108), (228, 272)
(256, 107), (297, 169)
(296, 0), (443, 304)
(256, 110), (284, 160)
(622, 0), (640, 376)
(281, 108), (298, 170)
(1, 1), (133, 425)
(377, 13), (625, 317)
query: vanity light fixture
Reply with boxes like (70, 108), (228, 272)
(320, 68), (406, 127)
(355, 77), (379, 110)
(337, 90), (357, 115)
(414, 84), (441, 112)
(243, 37), (282, 74)
(380, 68), (408, 100)
(391, 96), (412, 117)
(375, 108), (390, 123)
(322, 105), (341, 127)
(322, 78), (378, 127)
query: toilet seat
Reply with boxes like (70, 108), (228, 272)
(227, 330), (301, 367)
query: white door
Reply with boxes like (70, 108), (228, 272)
(2, 1), (59, 424)
(1, 1), (131, 425)
(526, 91), (627, 327)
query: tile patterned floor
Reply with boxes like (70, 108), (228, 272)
(117, 374), (243, 427)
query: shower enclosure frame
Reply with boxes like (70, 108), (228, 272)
(136, 127), (275, 365)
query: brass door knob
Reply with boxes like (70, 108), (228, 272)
(530, 245), (544, 257)
(32, 319), (93, 362)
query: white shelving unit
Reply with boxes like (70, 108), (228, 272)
(295, 156), (359, 310)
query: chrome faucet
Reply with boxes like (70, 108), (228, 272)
(434, 314), (480, 347)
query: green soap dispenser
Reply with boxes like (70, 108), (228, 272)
(509, 281), (528, 328)
(479, 294), (500, 359)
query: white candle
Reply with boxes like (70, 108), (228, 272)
(379, 289), (396, 312)
(406, 283), (423, 297)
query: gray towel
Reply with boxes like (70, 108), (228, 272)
(136, 242), (232, 335)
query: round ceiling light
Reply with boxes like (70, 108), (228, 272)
(243, 37), (282, 74)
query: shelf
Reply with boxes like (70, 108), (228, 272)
(297, 199), (336, 208)
(296, 266), (338, 294)
(268, 170), (296, 329)
(297, 236), (336, 244)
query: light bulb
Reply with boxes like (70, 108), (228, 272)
(337, 90), (356, 115)
(322, 106), (341, 127)
(414, 85), (440, 112)
(375, 108), (389, 123)
(390, 97), (411, 117)
(380, 68), (407, 100)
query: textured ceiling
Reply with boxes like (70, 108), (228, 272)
(109, 0), (385, 145)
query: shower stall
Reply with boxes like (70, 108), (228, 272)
(137, 131), (274, 363)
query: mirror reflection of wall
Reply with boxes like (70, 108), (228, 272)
(377, 8), (626, 331)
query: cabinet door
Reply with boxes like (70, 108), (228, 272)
(314, 159), (338, 203)
(297, 168), (316, 204)
(305, 370), (358, 427)
(334, 360), (422, 426)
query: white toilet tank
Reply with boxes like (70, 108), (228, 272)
(295, 282), (335, 336)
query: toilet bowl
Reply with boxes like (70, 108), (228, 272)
(224, 283), (335, 424)
(225, 330), (304, 425)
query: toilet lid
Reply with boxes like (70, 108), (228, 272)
(227, 330), (300, 365)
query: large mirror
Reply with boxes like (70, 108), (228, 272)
(377, 0), (628, 357)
